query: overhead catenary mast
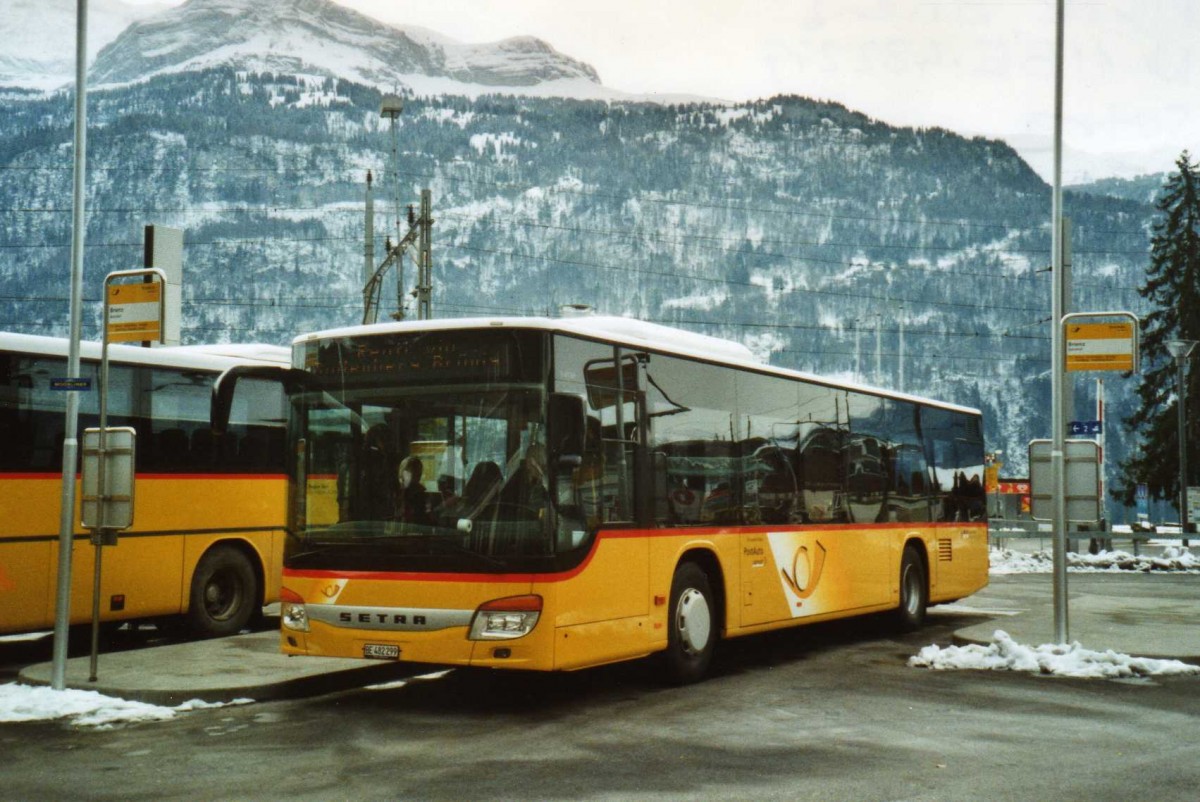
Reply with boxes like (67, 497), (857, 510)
(364, 170), (375, 289)
(361, 94), (435, 324)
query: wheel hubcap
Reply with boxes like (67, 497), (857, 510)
(676, 588), (712, 655)
(205, 574), (239, 620)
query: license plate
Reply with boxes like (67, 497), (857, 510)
(363, 643), (400, 660)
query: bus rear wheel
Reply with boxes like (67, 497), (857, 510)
(664, 561), (716, 685)
(894, 544), (928, 631)
(187, 545), (258, 638)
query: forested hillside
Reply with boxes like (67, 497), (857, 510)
(0, 68), (1155, 496)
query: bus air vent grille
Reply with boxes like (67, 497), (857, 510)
(937, 538), (953, 562)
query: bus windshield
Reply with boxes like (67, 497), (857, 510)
(288, 330), (569, 573)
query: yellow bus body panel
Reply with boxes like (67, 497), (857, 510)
(280, 522), (988, 673)
(0, 474), (285, 633)
(928, 524), (990, 603)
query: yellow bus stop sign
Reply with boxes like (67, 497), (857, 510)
(106, 281), (163, 343)
(1065, 321), (1135, 372)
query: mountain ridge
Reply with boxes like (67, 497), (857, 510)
(0, 0), (166, 90)
(0, 0), (1161, 514)
(0, 63), (1155, 500)
(2, 0), (603, 93)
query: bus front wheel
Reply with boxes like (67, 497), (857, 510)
(894, 544), (928, 631)
(664, 561), (716, 684)
(187, 545), (258, 638)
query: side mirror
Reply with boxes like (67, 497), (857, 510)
(548, 393), (585, 466)
(211, 365), (308, 435)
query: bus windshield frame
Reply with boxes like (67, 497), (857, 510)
(287, 329), (591, 574)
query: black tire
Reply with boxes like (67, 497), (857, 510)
(664, 561), (716, 685)
(187, 545), (259, 638)
(894, 544), (928, 631)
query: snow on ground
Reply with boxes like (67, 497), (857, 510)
(0, 683), (252, 730)
(910, 630), (1200, 679)
(990, 545), (1200, 575)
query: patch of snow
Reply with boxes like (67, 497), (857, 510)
(365, 669), (453, 691)
(395, 73), (719, 106)
(421, 108), (475, 128)
(661, 288), (729, 312)
(989, 545), (1200, 575)
(0, 631), (51, 643)
(910, 630), (1200, 678)
(0, 682), (255, 729)
(469, 132), (521, 161)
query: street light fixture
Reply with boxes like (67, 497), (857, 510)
(1166, 339), (1197, 540)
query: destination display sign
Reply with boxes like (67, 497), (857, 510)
(302, 330), (540, 386)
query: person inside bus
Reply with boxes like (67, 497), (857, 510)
(503, 442), (548, 516)
(452, 460), (503, 520)
(396, 455), (431, 525)
(431, 473), (460, 515)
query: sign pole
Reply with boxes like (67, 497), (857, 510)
(1050, 0), (1068, 644)
(85, 269), (162, 680)
(1097, 379), (1105, 529)
(89, 283), (113, 683)
(51, 0), (90, 691)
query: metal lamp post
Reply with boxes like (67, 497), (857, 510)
(1167, 340), (1197, 541)
(380, 94), (404, 319)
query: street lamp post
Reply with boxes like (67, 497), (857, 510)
(380, 94), (404, 319)
(1167, 340), (1197, 544)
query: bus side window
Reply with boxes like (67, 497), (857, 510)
(0, 354), (34, 470)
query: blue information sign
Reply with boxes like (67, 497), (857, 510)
(50, 377), (92, 391)
(1068, 420), (1102, 436)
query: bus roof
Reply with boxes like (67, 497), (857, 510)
(0, 331), (290, 372)
(295, 316), (981, 417)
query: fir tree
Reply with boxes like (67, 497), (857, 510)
(1116, 151), (1200, 509)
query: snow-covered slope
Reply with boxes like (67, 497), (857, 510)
(87, 0), (600, 91)
(0, 0), (167, 90)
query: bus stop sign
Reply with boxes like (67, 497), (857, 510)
(1029, 439), (1101, 524)
(81, 427), (137, 536)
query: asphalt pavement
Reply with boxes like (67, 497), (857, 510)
(15, 628), (437, 705)
(16, 538), (1200, 704)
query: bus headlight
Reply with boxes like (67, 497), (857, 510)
(280, 587), (310, 632)
(468, 595), (542, 640)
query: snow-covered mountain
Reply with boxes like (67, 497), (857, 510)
(15, 0), (600, 94)
(0, 1), (1162, 515)
(0, 0), (167, 90)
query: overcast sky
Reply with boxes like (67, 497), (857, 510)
(339, 0), (1199, 181)
(128, 0), (1200, 180)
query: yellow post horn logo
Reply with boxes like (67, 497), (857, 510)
(781, 540), (827, 599)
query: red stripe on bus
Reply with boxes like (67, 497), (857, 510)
(2, 472), (284, 480)
(283, 521), (987, 585)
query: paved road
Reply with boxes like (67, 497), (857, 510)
(3, 574), (1200, 801)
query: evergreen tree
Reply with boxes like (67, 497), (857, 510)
(1116, 151), (1200, 509)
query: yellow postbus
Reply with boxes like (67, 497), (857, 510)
(0, 332), (289, 637)
(233, 316), (987, 683)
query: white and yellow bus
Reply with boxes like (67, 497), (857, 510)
(234, 316), (987, 683)
(0, 332), (289, 637)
